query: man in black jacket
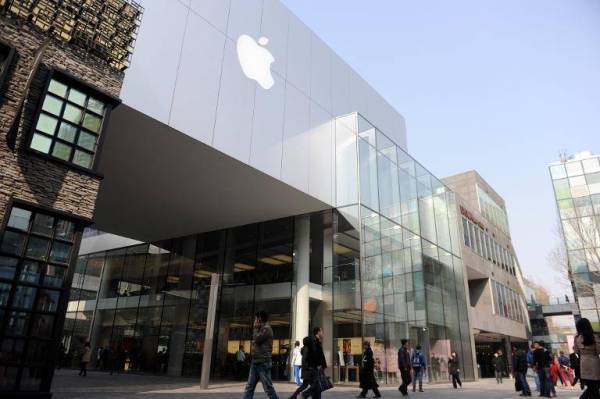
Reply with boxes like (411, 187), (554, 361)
(569, 346), (582, 389)
(533, 341), (552, 398)
(398, 339), (411, 396)
(301, 327), (327, 399)
(512, 346), (531, 396)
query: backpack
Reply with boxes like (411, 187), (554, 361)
(412, 352), (422, 368)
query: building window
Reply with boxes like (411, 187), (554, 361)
(0, 41), (15, 91)
(0, 204), (78, 392)
(28, 72), (116, 170)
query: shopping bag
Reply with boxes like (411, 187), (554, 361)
(316, 368), (333, 392)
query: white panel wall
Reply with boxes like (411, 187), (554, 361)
(121, 0), (408, 207)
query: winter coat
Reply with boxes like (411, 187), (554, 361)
(398, 347), (410, 371)
(448, 357), (460, 375)
(493, 355), (505, 371)
(292, 346), (302, 366)
(575, 333), (600, 381)
(359, 347), (379, 390)
(513, 350), (528, 373)
(251, 323), (274, 363)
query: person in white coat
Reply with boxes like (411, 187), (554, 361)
(291, 341), (303, 386)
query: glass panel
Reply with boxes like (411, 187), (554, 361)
(43, 265), (67, 288)
(31, 314), (55, 337)
(335, 119), (358, 206)
(77, 130), (97, 151)
(583, 158), (600, 174)
(358, 138), (379, 212)
(566, 161), (583, 176)
(30, 133), (52, 153)
(63, 104), (83, 124)
(0, 282), (11, 305)
(48, 79), (67, 97)
(25, 237), (50, 260)
(7, 207), (31, 231)
(0, 256), (19, 279)
(87, 97), (105, 115)
(82, 112), (102, 133)
(36, 114), (58, 135)
(50, 241), (72, 264)
(73, 150), (92, 168)
(57, 122), (78, 142)
(553, 178), (571, 200)
(0, 338), (26, 363)
(37, 289), (60, 312)
(52, 141), (73, 161)
(358, 115), (376, 146)
(1, 231), (26, 256)
(13, 285), (37, 309)
(68, 88), (87, 106)
(0, 366), (18, 391)
(55, 220), (75, 241)
(41, 95), (63, 115)
(549, 164), (567, 180)
(31, 213), (54, 237)
(19, 261), (41, 284)
(19, 367), (43, 391)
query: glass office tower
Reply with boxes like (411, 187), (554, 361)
(63, 113), (473, 382)
(550, 152), (600, 329)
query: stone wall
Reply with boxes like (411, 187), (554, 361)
(0, 15), (123, 223)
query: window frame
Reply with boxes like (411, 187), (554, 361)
(0, 40), (16, 93)
(25, 68), (120, 177)
(0, 198), (89, 393)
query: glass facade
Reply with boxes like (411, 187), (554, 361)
(550, 154), (600, 329)
(63, 112), (474, 383)
(461, 216), (516, 276)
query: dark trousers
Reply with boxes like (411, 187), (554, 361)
(517, 371), (531, 395)
(451, 372), (462, 388)
(399, 369), (411, 395)
(538, 367), (552, 397)
(78, 361), (88, 376)
(290, 380), (310, 399)
(582, 380), (600, 399)
(360, 387), (381, 397)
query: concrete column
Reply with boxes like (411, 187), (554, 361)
(200, 273), (220, 389)
(292, 215), (310, 348)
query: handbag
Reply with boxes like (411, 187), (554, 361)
(316, 368), (333, 392)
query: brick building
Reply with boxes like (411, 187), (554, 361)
(0, 1), (142, 397)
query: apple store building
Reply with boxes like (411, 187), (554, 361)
(61, 0), (475, 384)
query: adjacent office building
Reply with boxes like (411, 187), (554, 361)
(1, 0), (477, 394)
(442, 171), (530, 378)
(0, 1), (142, 397)
(549, 151), (600, 330)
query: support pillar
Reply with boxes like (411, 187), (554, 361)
(200, 273), (220, 389)
(292, 215), (310, 352)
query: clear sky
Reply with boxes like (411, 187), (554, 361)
(282, 0), (600, 295)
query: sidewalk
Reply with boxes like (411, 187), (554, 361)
(52, 369), (583, 399)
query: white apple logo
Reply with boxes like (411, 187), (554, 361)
(236, 34), (275, 90)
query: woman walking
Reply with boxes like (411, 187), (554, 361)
(448, 352), (462, 389)
(357, 341), (381, 398)
(574, 318), (600, 399)
(291, 341), (303, 386)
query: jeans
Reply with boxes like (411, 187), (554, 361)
(294, 365), (302, 386)
(538, 367), (552, 397)
(534, 371), (540, 391)
(517, 371), (531, 395)
(412, 367), (423, 391)
(243, 361), (279, 399)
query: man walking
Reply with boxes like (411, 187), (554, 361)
(243, 311), (279, 399)
(513, 345), (532, 396)
(533, 341), (552, 398)
(493, 350), (505, 384)
(301, 327), (328, 399)
(411, 345), (426, 392)
(398, 339), (411, 396)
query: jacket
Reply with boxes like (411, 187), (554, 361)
(251, 323), (274, 363)
(569, 352), (580, 372)
(448, 357), (460, 375)
(398, 347), (410, 371)
(533, 348), (551, 369)
(359, 347), (378, 390)
(411, 351), (426, 369)
(493, 356), (505, 371)
(292, 346), (302, 366)
(513, 350), (528, 373)
(81, 346), (92, 363)
(575, 332), (600, 380)
(305, 336), (327, 369)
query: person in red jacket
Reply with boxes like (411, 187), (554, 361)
(549, 356), (559, 397)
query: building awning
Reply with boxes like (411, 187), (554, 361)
(93, 104), (330, 242)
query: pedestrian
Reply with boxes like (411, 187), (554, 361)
(397, 339), (412, 396)
(557, 351), (571, 387)
(235, 345), (247, 379)
(357, 341), (381, 398)
(533, 341), (553, 398)
(95, 346), (103, 369)
(448, 351), (462, 389)
(411, 345), (426, 393)
(289, 337), (312, 399)
(243, 311), (279, 399)
(527, 343), (540, 392)
(493, 350), (505, 384)
(574, 318), (600, 399)
(512, 345), (531, 396)
(291, 341), (303, 386)
(79, 342), (91, 377)
(549, 355), (558, 397)
(57, 343), (66, 370)
(301, 327), (328, 399)
(569, 346), (582, 389)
